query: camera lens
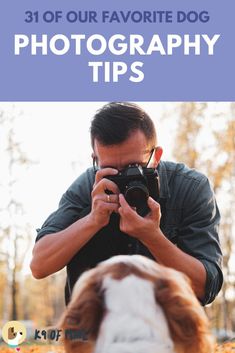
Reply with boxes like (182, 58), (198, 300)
(124, 182), (149, 208)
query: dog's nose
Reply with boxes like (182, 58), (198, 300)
(20, 332), (23, 335)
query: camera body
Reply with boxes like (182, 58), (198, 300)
(105, 164), (159, 216)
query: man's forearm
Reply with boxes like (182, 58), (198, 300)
(30, 214), (99, 279)
(142, 229), (207, 301)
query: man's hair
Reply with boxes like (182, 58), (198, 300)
(90, 102), (157, 147)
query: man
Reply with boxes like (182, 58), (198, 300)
(30, 102), (223, 305)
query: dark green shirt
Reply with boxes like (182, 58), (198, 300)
(36, 161), (223, 305)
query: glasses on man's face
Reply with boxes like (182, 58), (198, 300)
(93, 147), (157, 172)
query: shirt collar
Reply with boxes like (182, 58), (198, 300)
(157, 161), (170, 199)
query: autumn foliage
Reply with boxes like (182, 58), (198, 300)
(0, 342), (234, 353)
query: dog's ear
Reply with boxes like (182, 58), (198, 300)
(8, 327), (15, 339)
(60, 270), (105, 341)
(154, 272), (214, 353)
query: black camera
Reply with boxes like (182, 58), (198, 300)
(105, 164), (159, 216)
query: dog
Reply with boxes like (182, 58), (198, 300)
(59, 255), (214, 353)
(7, 327), (23, 347)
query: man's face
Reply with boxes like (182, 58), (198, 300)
(93, 130), (161, 171)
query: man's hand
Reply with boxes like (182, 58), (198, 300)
(118, 194), (161, 242)
(89, 168), (120, 229)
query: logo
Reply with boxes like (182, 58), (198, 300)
(2, 321), (26, 349)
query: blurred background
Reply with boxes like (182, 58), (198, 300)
(0, 102), (234, 341)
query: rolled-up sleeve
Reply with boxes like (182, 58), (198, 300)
(36, 168), (94, 242)
(178, 176), (223, 305)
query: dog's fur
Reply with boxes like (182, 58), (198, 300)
(59, 255), (214, 353)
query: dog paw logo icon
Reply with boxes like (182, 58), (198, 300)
(2, 321), (26, 350)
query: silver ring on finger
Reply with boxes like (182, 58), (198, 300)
(107, 194), (111, 203)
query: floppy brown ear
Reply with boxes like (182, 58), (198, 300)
(8, 327), (15, 339)
(60, 272), (105, 339)
(154, 273), (214, 353)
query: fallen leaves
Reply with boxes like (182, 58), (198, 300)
(0, 342), (235, 352)
(215, 341), (235, 352)
(0, 345), (65, 353)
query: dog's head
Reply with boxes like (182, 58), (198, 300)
(59, 255), (214, 353)
(7, 327), (23, 345)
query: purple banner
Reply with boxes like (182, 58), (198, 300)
(0, 0), (234, 101)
